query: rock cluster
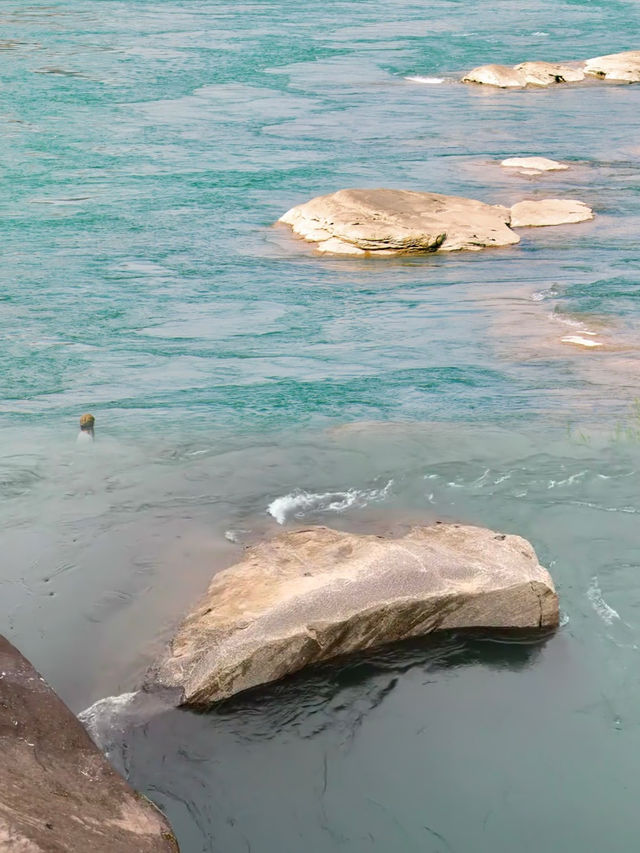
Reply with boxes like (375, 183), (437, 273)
(147, 524), (559, 707)
(278, 188), (593, 256)
(462, 49), (640, 88)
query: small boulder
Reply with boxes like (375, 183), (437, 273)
(146, 524), (559, 707)
(0, 636), (179, 852)
(278, 188), (520, 255)
(585, 50), (640, 82)
(501, 157), (569, 173)
(510, 198), (594, 227)
(462, 64), (527, 88)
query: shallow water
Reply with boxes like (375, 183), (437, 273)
(2, 1), (640, 851)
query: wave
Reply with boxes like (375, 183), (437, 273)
(561, 334), (603, 348)
(404, 75), (445, 84)
(587, 577), (620, 625)
(78, 689), (179, 757)
(267, 480), (393, 525)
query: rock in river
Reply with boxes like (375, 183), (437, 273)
(463, 50), (640, 88)
(462, 63), (529, 88)
(278, 188), (594, 256)
(278, 188), (520, 256)
(501, 157), (569, 173)
(0, 635), (178, 852)
(463, 61), (585, 88)
(510, 198), (594, 227)
(584, 50), (640, 82)
(147, 524), (559, 707)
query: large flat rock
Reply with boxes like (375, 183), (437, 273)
(278, 188), (594, 257)
(147, 524), (559, 707)
(278, 188), (520, 256)
(0, 636), (178, 852)
(463, 50), (640, 88)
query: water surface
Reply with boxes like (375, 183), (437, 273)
(2, 1), (640, 850)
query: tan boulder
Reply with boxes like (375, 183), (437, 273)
(510, 198), (594, 227)
(0, 636), (179, 853)
(514, 61), (585, 86)
(146, 524), (559, 707)
(584, 50), (640, 82)
(501, 157), (569, 173)
(462, 64), (527, 88)
(278, 188), (520, 255)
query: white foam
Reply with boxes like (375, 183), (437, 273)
(587, 577), (620, 625)
(553, 314), (586, 329)
(267, 481), (393, 525)
(561, 335), (603, 348)
(404, 75), (445, 84)
(78, 689), (179, 756)
(78, 692), (138, 754)
(79, 692), (137, 732)
(224, 528), (249, 543)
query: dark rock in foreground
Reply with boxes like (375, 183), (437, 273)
(0, 635), (178, 852)
(147, 524), (559, 707)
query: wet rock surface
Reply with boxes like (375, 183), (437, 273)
(147, 524), (559, 707)
(0, 635), (178, 853)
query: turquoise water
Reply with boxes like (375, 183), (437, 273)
(2, 1), (640, 850)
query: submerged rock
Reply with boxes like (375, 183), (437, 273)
(510, 198), (594, 227)
(463, 50), (640, 88)
(147, 524), (559, 707)
(278, 188), (519, 256)
(0, 635), (178, 852)
(501, 157), (569, 173)
(585, 50), (640, 82)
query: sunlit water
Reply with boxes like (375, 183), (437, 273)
(2, 1), (640, 850)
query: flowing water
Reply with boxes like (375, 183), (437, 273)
(2, 1), (640, 850)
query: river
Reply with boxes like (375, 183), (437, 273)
(1, 1), (640, 850)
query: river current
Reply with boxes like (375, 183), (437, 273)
(2, 2), (640, 851)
